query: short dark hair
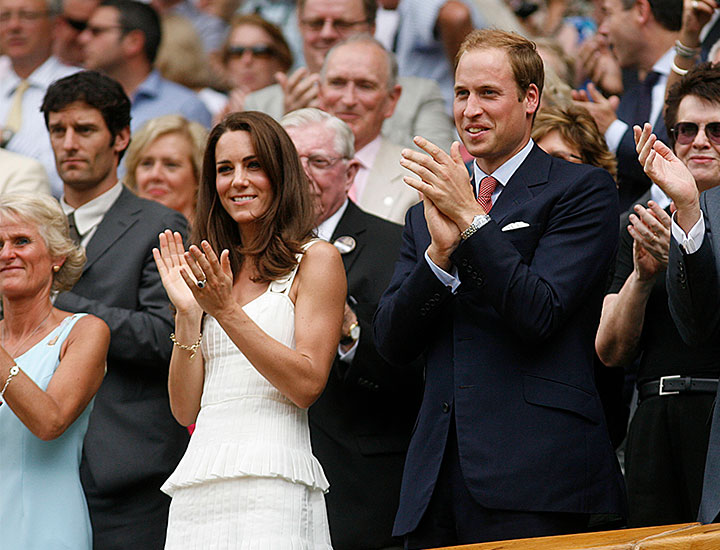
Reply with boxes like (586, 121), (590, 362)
(193, 111), (315, 283)
(41, 70), (132, 159)
(665, 62), (720, 146)
(101, 0), (162, 63)
(297, 0), (377, 25)
(620, 0), (682, 31)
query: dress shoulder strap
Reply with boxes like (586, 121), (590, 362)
(268, 239), (321, 296)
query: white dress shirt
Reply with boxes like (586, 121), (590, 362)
(60, 182), (124, 248)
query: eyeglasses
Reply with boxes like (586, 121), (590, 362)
(85, 24), (124, 36)
(671, 122), (720, 145)
(226, 44), (277, 59)
(300, 155), (346, 171)
(61, 14), (87, 31)
(0, 9), (50, 22)
(299, 17), (369, 34)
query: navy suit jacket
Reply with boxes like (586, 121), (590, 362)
(374, 145), (627, 536)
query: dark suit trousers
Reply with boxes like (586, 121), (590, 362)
(404, 415), (589, 549)
(82, 465), (171, 550)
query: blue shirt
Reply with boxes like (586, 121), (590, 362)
(130, 70), (212, 132)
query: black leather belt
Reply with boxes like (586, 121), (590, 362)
(638, 376), (719, 401)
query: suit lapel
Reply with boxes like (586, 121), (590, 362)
(84, 186), (142, 272)
(489, 144), (550, 225)
(331, 201), (368, 274)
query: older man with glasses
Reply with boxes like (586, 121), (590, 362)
(0, 0), (77, 197)
(244, 0), (454, 151)
(598, 62), (720, 527)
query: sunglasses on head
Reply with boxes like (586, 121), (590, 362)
(226, 45), (276, 59)
(62, 14), (87, 31)
(671, 122), (720, 145)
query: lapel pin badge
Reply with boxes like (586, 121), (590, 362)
(333, 235), (356, 254)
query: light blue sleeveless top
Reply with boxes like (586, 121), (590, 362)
(0, 314), (94, 550)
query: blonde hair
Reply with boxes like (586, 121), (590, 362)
(124, 114), (208, 195)
(0, 193), (85, 292)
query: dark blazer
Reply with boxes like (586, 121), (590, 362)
(667, 187), (720, 346)
(55, 186), (190, 549)
(309, 201), (423, 550)
(615, 83), (670, 212)
(374, 145), (627, 537)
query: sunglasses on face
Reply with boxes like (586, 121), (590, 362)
(671, 122), (720, 145)
(62, 14), (87, 31)
(226, 45), (277, 59)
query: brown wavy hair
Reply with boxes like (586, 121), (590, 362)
(532, 104), (618, 181)
(193, 111), (315, 283)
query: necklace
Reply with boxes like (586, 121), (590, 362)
(1, 309), (53, 358)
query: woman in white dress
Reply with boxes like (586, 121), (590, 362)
(154, 111), (346, 549)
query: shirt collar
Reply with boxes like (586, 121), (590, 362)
(133, 70), (160, 101)
(2, 56), (65, 96)
(652, 48), (674, 77)
(355, 135), (383, 170)
(61, 182), (123, 237)
(316, 199), (349, 242)
(472, 138), (534, 192)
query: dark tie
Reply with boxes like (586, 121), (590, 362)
(67, 212), (82, 246)
(698, 390), (720, 523)
(634, 71), (661, 126)
(477, 176), (498, 213)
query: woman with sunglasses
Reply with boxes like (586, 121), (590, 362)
(215, 14), (293, 121)
(597, 62), (720, 527)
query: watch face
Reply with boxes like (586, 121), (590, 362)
(350, 323), (360, 340)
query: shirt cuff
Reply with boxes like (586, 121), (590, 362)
(425, 250), (460, 293)
(605, 119), (628, 154)
(338, 340), (358, 363)
(671, 210), (705, 254)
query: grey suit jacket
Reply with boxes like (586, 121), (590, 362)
(356, 138), (419, 224)
(667, 187), (720, 346)
(244, 76), (455, 151)
(55, 186), (190, 495)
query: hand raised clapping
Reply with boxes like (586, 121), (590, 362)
(153, 230), (235, 318)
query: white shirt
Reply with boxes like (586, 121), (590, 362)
(60, 182), (124, 248)
(0, 56), (78, 198)
(426, 139), (535, 292)
(671, 212), (706, 254)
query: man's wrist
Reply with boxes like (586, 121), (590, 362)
(427, 244), (453, 271)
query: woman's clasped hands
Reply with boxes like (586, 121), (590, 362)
(153, 229), (235, 319)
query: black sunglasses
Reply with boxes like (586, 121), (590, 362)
(62, 14), (87, 31)
(671, 122), (720, 145)
(226, 45), (276, 59)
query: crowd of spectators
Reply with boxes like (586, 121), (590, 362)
(3, 0), (720, 547)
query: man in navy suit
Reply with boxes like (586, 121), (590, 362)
(373, 29), (627, 548)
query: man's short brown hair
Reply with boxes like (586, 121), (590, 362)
(456, 29), (544, 103)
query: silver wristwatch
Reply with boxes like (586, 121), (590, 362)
(460, 214), (491, 240)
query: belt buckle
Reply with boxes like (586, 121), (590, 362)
(659, 375), (681, 396)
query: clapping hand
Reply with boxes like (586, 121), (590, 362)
(628, 201), (671, 280)
(154, 230), (201, 315)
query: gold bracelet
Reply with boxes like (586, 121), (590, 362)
(170, 332), (202, 359)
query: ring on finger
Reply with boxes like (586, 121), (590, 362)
(196, 279), (207, 289)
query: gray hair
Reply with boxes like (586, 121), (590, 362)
(0, 193), (85, 293)
(320, 33), (398, 90)
(280, 108), (355, 159)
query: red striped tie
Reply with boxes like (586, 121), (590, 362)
(477, 176), (498, 213)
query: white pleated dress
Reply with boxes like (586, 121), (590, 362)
(162, 252), (332, 550)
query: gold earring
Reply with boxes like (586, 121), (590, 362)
(53, 265), (61, 273)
